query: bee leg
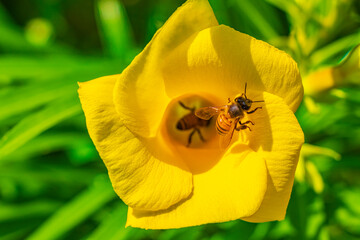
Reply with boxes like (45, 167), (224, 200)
(187, 129), (197, 147)
(179, 101), (195, 112)
(241, 120), (254, 125)
(236, 121), (252, 131)
(228, 98), (231, 103)
(247, 107), (262, 114)
(195, 128), (206, 142)
(237, 125), (252, 131)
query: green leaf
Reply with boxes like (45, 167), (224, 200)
(0, 79), (76, 122)
(268, 219), (296, 239)
(157, 227), (202, 240)
(0, 133), (92, 163)
(310, 31), (360, 67)
(208, 0), (232, 26)
(330, 88), (360, 104)
(1, 162), (101, 186)
(0, 55), (124, 82)
(305, 197), (326, 239)
(0, 97), (81, 158)
(229, 0), (280, 40)
(0, 200), (61, 222)
(301, 143), (341, 161)
(0, 7), (68, 54)
(0, 223), (38, 240)
(96, 0), (135, 59)
(27, 176), (116, 240)
(264, 0), (295, 13)
(339, 188), (360, 215)
(249, 222), (272, 240)
(0, 19), (37, 52)
(87, 203), (134, 240)
(335, 208), (360, 234)
(296, 101), (348, 135)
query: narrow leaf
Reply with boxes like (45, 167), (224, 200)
(0, 80), (75, 122)
(310, 31), (360, 67)
(230, 0), (280, 40)
(87, 203), (133, 240)
(27, 176), (116, 240)
(0, 55), (124, 81)
(0, 97), (81, 158)
(1, 162), (101, 185)
(96, 0), (134, 58)
(0, 133), (91, 163)
(0, 200), (61, 222)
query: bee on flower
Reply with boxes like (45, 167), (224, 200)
(78, 0), (304, 229)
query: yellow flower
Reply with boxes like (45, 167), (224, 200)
(303, 44), (360, 95)
(78, 0), (304, 229)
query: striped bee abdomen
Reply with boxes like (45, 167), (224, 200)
(216, 114), (232, 135)
(176, 113), (204, 130)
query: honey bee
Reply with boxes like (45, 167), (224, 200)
(195, 83), (263, 148)
(176, 101), (211, 147)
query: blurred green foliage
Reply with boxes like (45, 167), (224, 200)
(0, 0), (359, 239)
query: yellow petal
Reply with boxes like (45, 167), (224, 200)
(303, 67), (337, 95)
(162, 25), (303, 112)
(127, 147), (267, 229)
(241, 91), (304, 222)
(78, 75), (193, 211)
(114, 0), (218, 138)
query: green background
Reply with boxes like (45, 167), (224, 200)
(0, 0), (359, 239)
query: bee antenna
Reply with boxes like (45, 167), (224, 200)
(252, 100), (264, 103)
(244, 82), (247, 99)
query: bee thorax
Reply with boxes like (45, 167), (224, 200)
(228, 104), (243, 118)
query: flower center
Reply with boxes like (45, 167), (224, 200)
(160, 94), (224, 174)
(162, 94), (219, 148)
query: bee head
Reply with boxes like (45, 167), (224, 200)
(235, 97), (252, 110)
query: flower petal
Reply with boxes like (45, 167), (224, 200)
(114, 0), (219, 138)
(126, 147), (267, 229)
(241, 91), (304, 222)
(162, 25), (303, 112)
(78, 75), (193, 211)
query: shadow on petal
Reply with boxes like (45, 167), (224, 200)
(162, 25), (274, 152)
(131, 190), (194, 218)
(208, 26), (274, 152)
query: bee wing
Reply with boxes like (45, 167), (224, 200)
(195, 106), (227, 120)
(219, 118), (238, 149)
